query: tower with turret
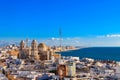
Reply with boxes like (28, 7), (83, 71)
(20, 40), (25, 51)
(19, 40), (29, 59)
(30, 40), (39, 60)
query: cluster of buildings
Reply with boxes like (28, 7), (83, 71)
(0, 40), (120, 80)
(18, 40), (59, 60)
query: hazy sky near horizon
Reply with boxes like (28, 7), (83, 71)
(0, 0), (120, 46)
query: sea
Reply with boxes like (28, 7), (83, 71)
(59, 47), (120, 61)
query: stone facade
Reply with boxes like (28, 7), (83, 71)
(19, 40), (54, 61)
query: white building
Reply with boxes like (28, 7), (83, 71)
(115, 63), (120, 79)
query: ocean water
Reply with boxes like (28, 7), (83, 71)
(59, 47), (120, 61)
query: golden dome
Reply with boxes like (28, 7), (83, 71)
(38, 43), (46, 48)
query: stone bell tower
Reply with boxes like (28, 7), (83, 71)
(31, 40), (39, 60)
(19, 40), (26, 59)
(20, 40), (25, 51)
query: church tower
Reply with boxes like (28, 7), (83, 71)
(19, 40), (27, 59)
(20, 40), (25, 51)
(31, 40), (39, 60)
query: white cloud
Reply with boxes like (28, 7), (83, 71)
(50, 37), (63, 41)
(106, 34), (120, 38)
(97, 34), (120, 38)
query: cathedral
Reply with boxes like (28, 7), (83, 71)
(18, 40), (55, 61)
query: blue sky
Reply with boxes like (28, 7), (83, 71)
(0, 0), (120, 46)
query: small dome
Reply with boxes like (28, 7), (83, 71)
(32, 40), (37, 44)
(38, 43), (46, 48)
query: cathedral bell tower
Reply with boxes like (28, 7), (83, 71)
(20, 40), (25, 50)
(31, 40), (39, 60)
(19, 40), (26, 59)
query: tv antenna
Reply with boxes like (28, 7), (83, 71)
(59, 27), (62, 52)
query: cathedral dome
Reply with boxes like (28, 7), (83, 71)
(38, 43), (47, 51)
(38, 43), (46, 48)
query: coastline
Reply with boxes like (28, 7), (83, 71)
(57, 47), (120, 61)
(55, 48), (80, 53)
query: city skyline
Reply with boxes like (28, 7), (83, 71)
(0, 1), (120, 79)
(0, 0), (120, 46)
